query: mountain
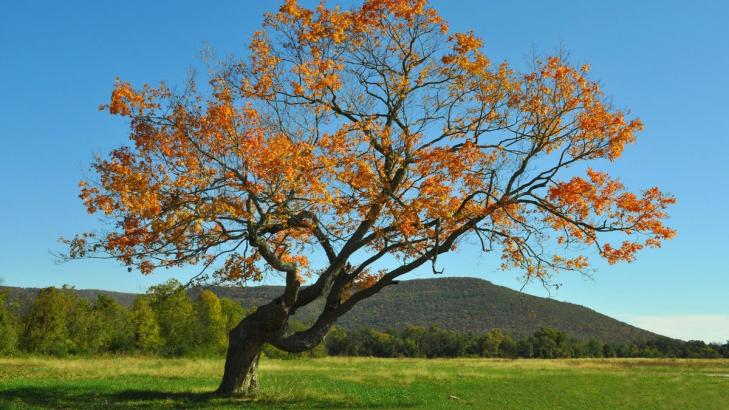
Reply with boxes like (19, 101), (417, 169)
(1, 286), (138, 310)
(1, 277), (660, 344)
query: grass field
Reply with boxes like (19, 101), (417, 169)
(1, 357), (728, 409)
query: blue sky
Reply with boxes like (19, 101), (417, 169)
(1, 0), (727, 342)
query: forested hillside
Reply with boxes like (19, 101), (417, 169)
(202, 278), (657, 343)
(3, 277), (657, 344)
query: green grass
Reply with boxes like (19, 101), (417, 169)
(1, 357), (728, 409)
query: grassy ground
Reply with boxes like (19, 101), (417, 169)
(1, 356), (728, 409)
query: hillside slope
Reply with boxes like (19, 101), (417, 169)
(206, 277), (658, 343)
(2, 277), (659, 343)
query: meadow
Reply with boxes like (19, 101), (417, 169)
(1, 357), (728, 409)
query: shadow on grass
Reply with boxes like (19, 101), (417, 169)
(0, 386), (401, 409)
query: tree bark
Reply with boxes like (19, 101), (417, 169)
(216, 301), (289, 396)
(216, 328), (264, 396)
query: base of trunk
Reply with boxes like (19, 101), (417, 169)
(215, 336), (264, 396)
(215, 302), (293, 396)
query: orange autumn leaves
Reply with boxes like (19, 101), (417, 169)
(513, 56), (644, 160)
(70, 0), (674, 286)
(247, 0), (447, 99)
(547, 169), (676, 264)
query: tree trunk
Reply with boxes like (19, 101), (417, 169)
(215, 328), (265, 396)
(216, 302), (290, 396)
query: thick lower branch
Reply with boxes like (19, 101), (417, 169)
(274, 220), (481, 352)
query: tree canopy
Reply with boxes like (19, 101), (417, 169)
(67, 0), (674, 292)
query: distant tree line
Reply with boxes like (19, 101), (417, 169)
(1, 281), (727, 359)
(326, 326), (729, 359)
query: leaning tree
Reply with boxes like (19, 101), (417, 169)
(65, 0), (675, 395)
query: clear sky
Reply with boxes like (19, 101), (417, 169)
(1, 0), (727, 342)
